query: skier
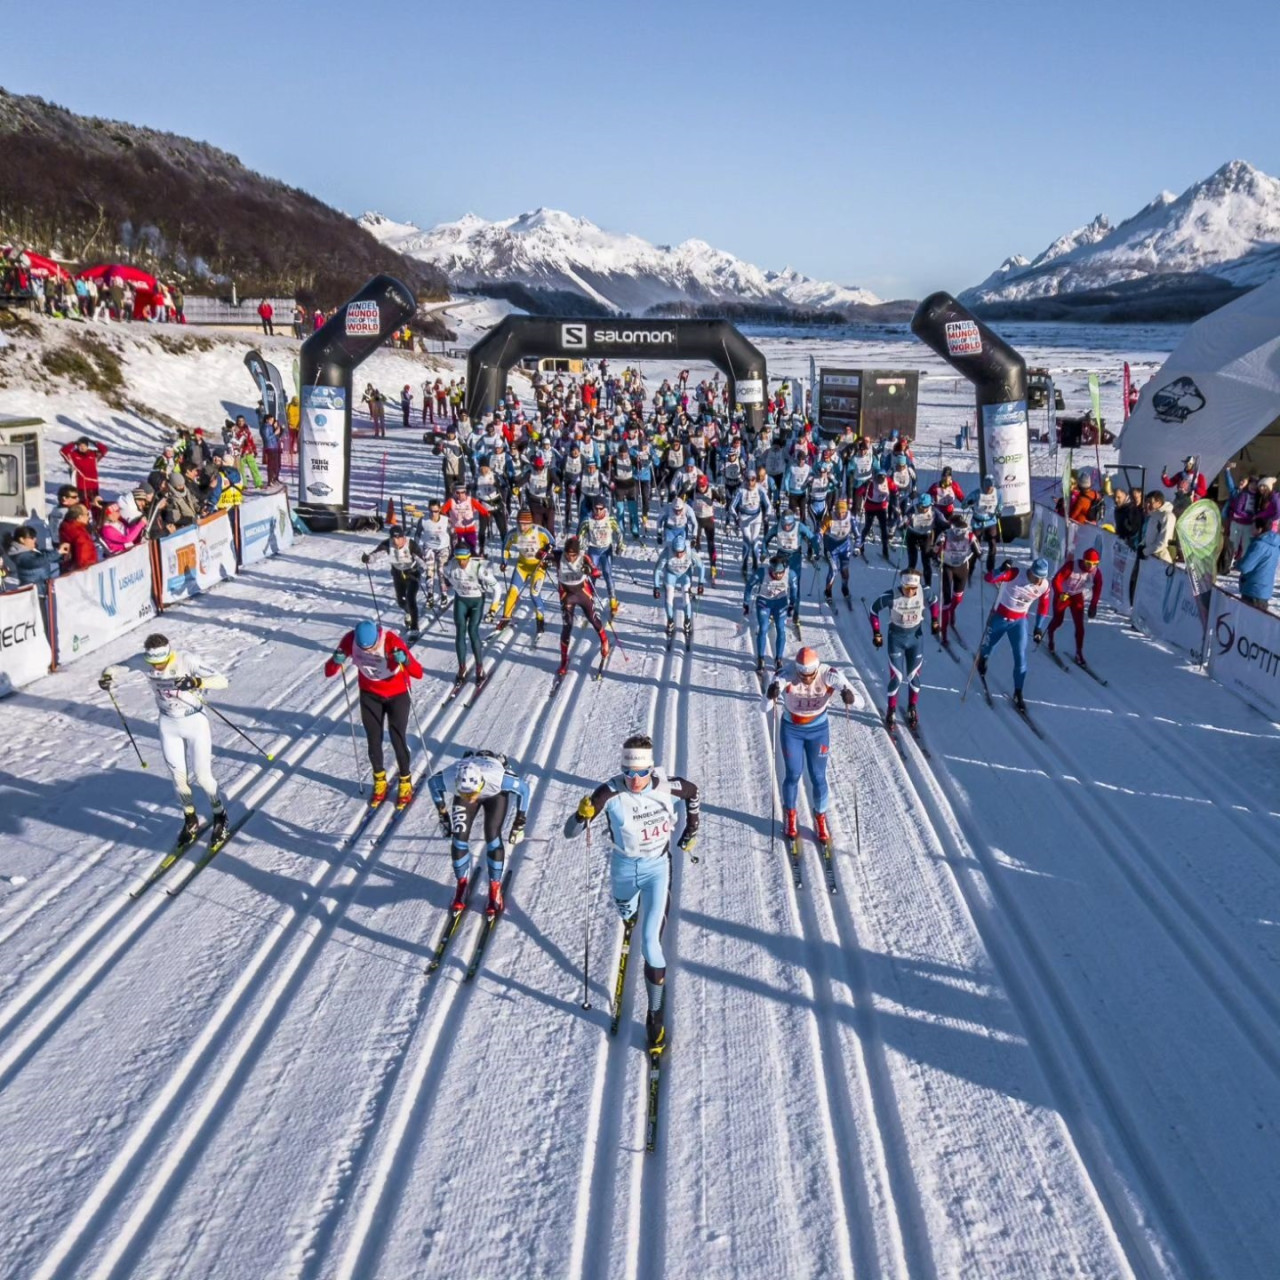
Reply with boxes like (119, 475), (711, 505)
(868, 571), (941, 729)
(429, 750), (531, 916)
(1047, 547), (1102, 664)
(935, 510), (981, 646)
(98, 634), (230, 847)
(965, 474), (1002, 573)
(729, 471), (771, 578)
(417, 498), (453, 611)
(363, 524), (427, 635)
(763, 510), (819, 619)
(653, 529), (706, 647)
(764, 646), (858, 841)
(821, 497), (856, 605)
(690, 474), (720, 579)
(324, 619), (425, 807)
(860, 465), (897, 560)
(552, 536), (611, 677)
(658, 493), (698, 547)
(904, 493), (941, 588)
(745, 554), (793, 676)
(443, 545), (498, 689)
(564, 733), (701, 1050)
(439, 483), (490, 556)
(495, 509), (554, 633)
(578, 495), (625, 618)
(977, 558), (1051, 710)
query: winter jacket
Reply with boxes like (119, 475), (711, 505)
(99, 517), (146, 555)
(9, 545), (61, 584)
(324, 628), (423, 697)
(1162, 468), (1208, 499)
(61, 521), (99, 570)
(60, 441), (108, 487)
(1237, 531), (1280, 602)
(1141, 506), (1176, 563)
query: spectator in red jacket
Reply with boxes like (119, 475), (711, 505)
(324, 620), (424, 807)
(257, 299), (274, 336)
(1047, 548), (1103, 663)
(1161, 456), (1208, 500)
(59, 504), (99, 571)
(60, 436), (109, 503)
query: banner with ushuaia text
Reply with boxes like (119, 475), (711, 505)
(238, 490), (295, 567)
(1207, 588), (1280, 721)
(0, 586), (53, 694)
(49, 543), (156, 668)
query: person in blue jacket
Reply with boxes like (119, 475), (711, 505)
(1237, 519), (1280, 610)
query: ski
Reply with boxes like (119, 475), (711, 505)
(594, 648), (613, 681)
(426, 876), (481, 974)
(1005, 693), (1047, 740)
(464, 671), (491, 709)
(978, 674), (995, 708)
(464, 871), (511, 982)
(906, 717), (932, 760)
(644, 1046), (665, 1153)
(166, 810), (255, 898)
(787, 836), (804, 889)
(610, 917), (636, 1036)
(818, 836), (838, 895)
(129, 822), (209, 899)
(684, 627), (693, 652)
(1047, 649), (1071, 673)
(666, 629), (675, 652)
(444, 667), (469, 704)
(548, 671), (567, 699)
(1077, 659), (1109, 686)
(950, 626), (970, 652)
(939, 638), (962, 664)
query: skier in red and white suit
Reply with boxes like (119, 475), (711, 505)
(1046, 548), (1103, 664)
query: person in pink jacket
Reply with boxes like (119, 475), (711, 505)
(98, 499), (146, 555)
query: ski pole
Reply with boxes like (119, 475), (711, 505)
(961, 610), (996, 703)
(409, 685), (430, 763)
(364, 559), (384, 626)
(768, 699), (780, 856)
(201, 699), (276, 760)
(105, 686), (148, 769)
(341, 667), (365, 795)
(582, 819), (594, 1010)
(606, 614), (631, 664)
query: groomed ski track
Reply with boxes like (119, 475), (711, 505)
(4, 495), (1280, 1276)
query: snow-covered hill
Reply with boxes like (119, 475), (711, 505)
(360, 208), (881, 314)
(961, 160), (1280, 304)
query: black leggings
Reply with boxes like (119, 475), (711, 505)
(392, 569), (420, 630)
(695, 516), (717, 568)
(861, 508), (889, 554)
(359, 687), (411, 776)
(454, 595), (484, 667)
(905, 533), (934, 586)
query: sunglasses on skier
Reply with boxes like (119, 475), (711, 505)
(622, 767), (652, 779)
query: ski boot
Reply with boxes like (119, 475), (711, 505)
(784, 808), (798, 839)
(774, 657), (784, 675)
(403, 612), (413, 630)
(646, 1006), (667, 1052)
(1047, 639), (1056, 655)
(487, 878), (505, 917)
(396, 774), (414, 809)
(452, 876), (469, 912)
(600, 634), (611, 660)
(424, 593), (436, 611)
(474, 665), (486, 686)
(179, 806), (201, 846)
(814, 812), (831, 844)
(370, 770), (389, 807)
(535, 612), (545, 635)
(885, 705), (896, 729)
(976, 654), (988, 677)
(209, 806), (228, 848)
(493, 615), (509, 632)
(683, 619), (693, 641)
(755, 657), (765, 678)
(557, 659), (570, 678)
(907, 704), (919, 730)
(1013, 689), (1027, 713)
(665, 619), (675, 643)
(824, 587), (832, 603)
(1074, 653), (1087, 668)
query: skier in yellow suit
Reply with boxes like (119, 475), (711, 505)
(493, 508), (554, 634)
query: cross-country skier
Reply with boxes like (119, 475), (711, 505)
(496, 509), (554, 633)
(579, 495), (625, 617)
(763, 510), (819, 617)
(690, 474), (720, 579)
(965, 474), (1002, 573)
(418, 498), (453, 611)
(324, 619), (425, 807)
(552, 536), (611, 676)
(868, 571), (940, 729)
(821, 498), (856, 605)
(658, 493), (698, 547)
(860, 465), (897, 560)
(745, 554), (793, 677)
(653, 529), (706, 646)
(99, 633), (230, 847)
(363, 523), (428, 635)
(440, 483), (490, 556)
(429, 750), (531, 916)
(977, 558), (1051, 711)
(564, 733), (701, 1050)
(729, 471), (771, 577)
(935, 510), (981, 647)
(904, 493), (941, 588)
(443, 545), (498, 690)
(764, 646), (858, 842)
(1047, 547), (1102, 664)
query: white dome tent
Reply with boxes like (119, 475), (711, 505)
(1120, 275), (1280, 487)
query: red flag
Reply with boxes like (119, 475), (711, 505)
(1122, 362), (1132, 420)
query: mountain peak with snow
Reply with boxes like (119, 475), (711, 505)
(361, 207), (881, 314)
(960, 159), (1280, 305)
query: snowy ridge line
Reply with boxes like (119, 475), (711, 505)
(982, 668), (1280, 1082)
(823, 592), (1190, 1278)
(331, 621), (613, 1280)
(23, 610), (529, 1280)
(567, 564), (673, 1280)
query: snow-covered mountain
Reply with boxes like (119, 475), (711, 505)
(960, 160), (1280, 305)
(359, 207), (881, 313)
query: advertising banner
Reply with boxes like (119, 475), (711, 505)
(981, 400), (1032, 516)
(50, 543), (156, 667)
(0, 585), (52, 693)
(735, 378), (764, 406)
(1207, 588), (1280, 721)
(1100, 528), (1138, 618)
(157, 524), (200, 604)
(196, 511), (237, 591)
(1131, 559), (1208, 663)
(238, 490), (295, 567)
(299, 384), (347, 508)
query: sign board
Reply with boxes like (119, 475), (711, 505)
(981, 400), (1032, 516)
(735, 378), (764, 406)
(0, 585), (51, 693)
(1100, 528), (1138, 618)
(345, 300), (381, 337)
(238, 490), (296, 567)
(50, 543), (156, 667)
(156, 512), (236, 604)
(1207, 589), (1280, 721)
(1130, 559), (1208, 663)
(299, 384), (347, 506)
(816, 369), (861, 433)
(945, 320), (982, 357)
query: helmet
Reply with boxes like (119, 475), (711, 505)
(389, 523), (406, 538)
(1082, 547), (1101, 565)
(354, 619), (379, 649)
(671, 530), (688, 553)
(455, 545), (473, 560)
(1030, 557), (1049, 579)
(532, 456), (546, 469)
(455, 761), (484, 798)
(917, 494), (933, 509)
(453, 482), (467, 496)
(672, 495), (685, 509)
(795, 645), (820, 677)
(696, 475), (709, 490)
(983, 474), (995, 487)
(564, 535), (581, 555)
(768, 556), (788, 577)
(1076, 469), (1091, 486)
(781, 512), (798, 529)
(900, 571), (922, 591)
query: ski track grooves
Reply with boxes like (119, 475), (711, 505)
(328, 620), (607, 1280)
(826, 589), (1193, 1279)
(23, 618), (527, 1280)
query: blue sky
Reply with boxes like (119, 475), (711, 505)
(5, 0), (1278, 299)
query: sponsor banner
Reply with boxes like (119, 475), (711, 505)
(1130, 559), (1208, 663)
(1208, 588), (1280, 721)
(50, 543), (156, 667)
(239, 490), (296, 567)
(1100, 528), (1138, 618)
(345, 300), (381, 336)
(981, 400), (1031, 515)
(735, 378), (764, 406)
(1175, 499), (1224, 619)
(944, 319), (982, 357)
(0, 585), (52, 693)
(300, 384), (347, 506)
(157, 524), (199, 604)
(157, 512), (237, 604)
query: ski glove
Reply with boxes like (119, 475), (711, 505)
(841, 688), (855, 707)
(176, 675), (202, 691)
(1088, 605), (1098, 619)
(765, 681), (779, 701)
(98, 672), (113, 690)
(678, 831), (698, 861)
(436, 805), (451, 837)
(330, 649), (349, 669)
(576, 795), (596, 822)
(509, 812), (527, 845)
(361, 552), (371, 564)
(390, 647), (407, 669)
(873, 632), (883, 648)
(1033, 629), (1044, 645)
(697, 584), (705, 596)
(931, 618), (941, 636)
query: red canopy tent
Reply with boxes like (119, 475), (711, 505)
(1, 246), (72, 281)
(77, 263), (164, 316)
